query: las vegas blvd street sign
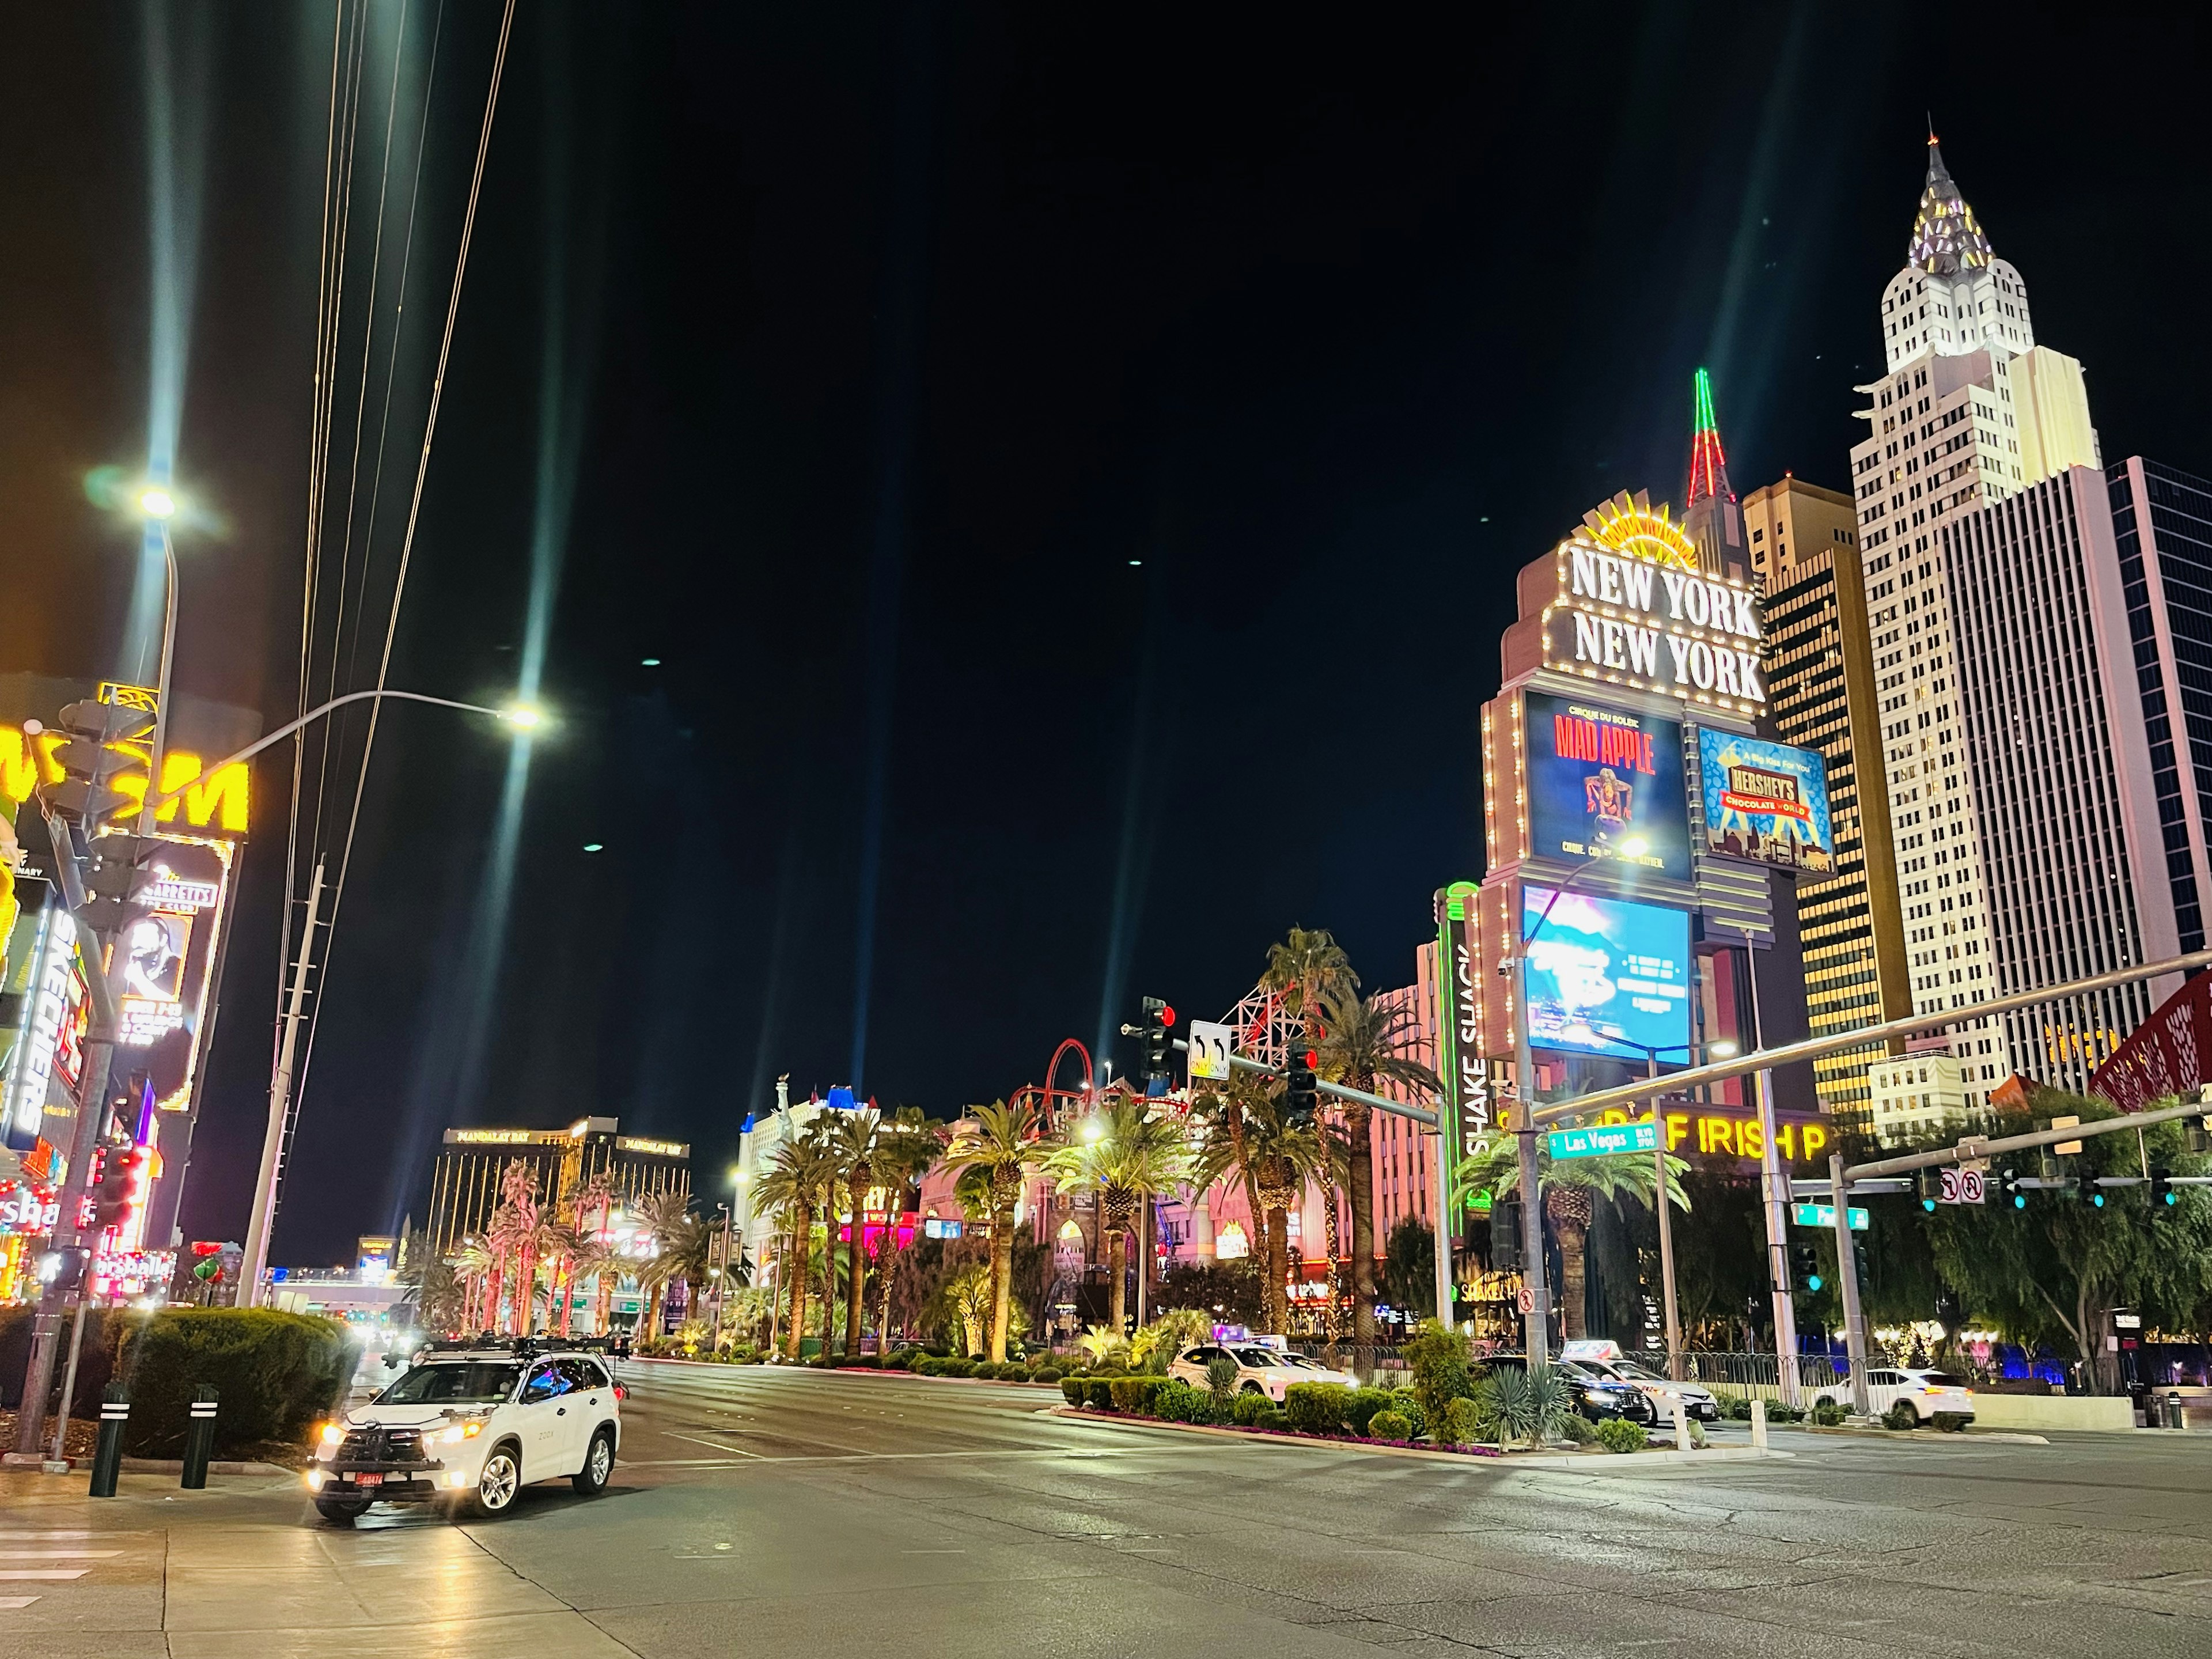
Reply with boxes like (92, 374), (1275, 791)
(1548, 1120), (1660, 1160)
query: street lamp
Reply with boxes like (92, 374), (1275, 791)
(131, 484), (180, 839)
(1506, 839), (1647, 1365)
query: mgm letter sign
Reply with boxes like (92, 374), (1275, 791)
(1539, 495), (1765, 718)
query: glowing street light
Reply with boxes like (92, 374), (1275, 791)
(137, 486), (176, 520)
(501, 704), (545, 730)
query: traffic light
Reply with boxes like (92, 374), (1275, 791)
(2149, 1165), (2178, 1207)
(1917, 1169), (1942, 1212)
(1852, 1240), (1870, 1285)
(78, 833), (160, 934)
(1998, 1166), (2029, 1209)
(1139, 997), (1175, 1088)
(1789, 1240), (1822, 1294)
(89, 1147), (132, 1233)
(1489, 1194), (1522, 1272)
(1284, 1044), (1319, 1126)
(39, 699), (153, 825)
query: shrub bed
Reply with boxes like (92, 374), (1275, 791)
(1595, 1416), (1649, 1454)
(1811, 1401), (1847, 1426)
(1929, 1411), (1970, 1433)
(1230, 1390), (1272, 1427)
(1883, 1400), (1921, 1431)
(1282, 1382), (1346, 1435)
(1341, 1387), (1397, 1437)
(1367, 1408), (1411, 1441)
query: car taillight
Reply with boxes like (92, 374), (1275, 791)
(613, 1384), (628, 1400)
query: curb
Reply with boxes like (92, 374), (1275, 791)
(1043, 1406), (1793, 1469)
(120, 1457), (294, 1476)
(1797, 1424), (2048, 1446)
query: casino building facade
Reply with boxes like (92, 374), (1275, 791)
(424, 1117), (691, 1256)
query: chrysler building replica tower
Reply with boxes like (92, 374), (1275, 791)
(1846, 135), (2101, 1104)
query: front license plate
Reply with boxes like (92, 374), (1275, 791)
(355, 1472), (383, 1487)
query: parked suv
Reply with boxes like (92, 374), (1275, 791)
(1168, 1343), (1358, 1401)
(306, 1342), (623, 1522)
(1812, 1367), (1974, 1425)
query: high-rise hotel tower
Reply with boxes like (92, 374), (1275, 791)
(1847, 138), (2200, 1109)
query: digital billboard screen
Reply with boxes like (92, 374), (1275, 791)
(1520, 886), (1692, 1060)
(1696, 729), (1834, 873)
(1524, 692), (1690, 881)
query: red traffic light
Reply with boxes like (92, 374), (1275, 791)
(1161, 1005), (1176, 1028)
(1303, 1048), (1318, 1069)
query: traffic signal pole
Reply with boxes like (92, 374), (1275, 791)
(1830, 1152), (1871, 1416)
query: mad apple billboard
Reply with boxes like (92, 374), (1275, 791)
(1524, 691), (1691, 881)
(1696, 729), (1834, 873)
(1521, 886), (1692, 1060)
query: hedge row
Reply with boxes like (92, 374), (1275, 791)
(1, 1307), (356, 1457)
(1058, 1376), (1432, 1440)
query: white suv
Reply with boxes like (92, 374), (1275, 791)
(1168, 1343), (1358, 1402)
(306, 1344), (623, 1521)
(1812, 1366), (1975, 1425)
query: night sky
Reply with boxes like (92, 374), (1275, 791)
(5, 2), (2210, 1267)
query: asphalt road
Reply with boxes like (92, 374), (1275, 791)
(3, 1361), (2209, 1659)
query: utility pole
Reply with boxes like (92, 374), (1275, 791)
(239, 862), (323, 1308)
(1740, 928), (1801, 1407)
(1830, 1151), (1871, 1415)
(1646, 1052), (1684, 1381)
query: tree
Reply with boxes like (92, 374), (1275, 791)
(1262, 926), (1356, 1022)
(1455, 1131), (1687, 1343)
(870, 1108), (943, 1350)
(1188, 1075), (1339, 1333)
(1313, 983), (1441, 1365)
(944, 1099), (1045, 1362)
(396, 1229), (463, 1336)
(755, 1134), (839, 1358)
(820, 1108), (882, 1355)
(1920, 1089), (2212, 1389)
(484, 1160), (542, 1335)
(1382, 1217), (1435, 1319)
(634, 1191), (712, 1341)
(1041, 1096), (1192, 1335)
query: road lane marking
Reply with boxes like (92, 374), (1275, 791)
(0, 1551), (122, 1559)
(0, 1571), (89, 1581)
(664, 1432), (767, 1460)
(0, 1597), (39, 1609)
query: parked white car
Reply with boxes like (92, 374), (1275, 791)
(305, 1342), (623, 1522)
(1813, 1366), (1974, 1424)
(1575, 1358), (1721, 1423)
(1168, 1343), (1358, 1402)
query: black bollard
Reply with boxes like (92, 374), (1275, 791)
(180, 1387), (218, 1489)
(88, 1385), (128, 1498)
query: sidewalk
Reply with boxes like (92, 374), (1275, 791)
(0, 1469), (628, 1659)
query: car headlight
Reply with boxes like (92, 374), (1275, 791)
(319, 1422), (344, 1446)
(437, 1422), (486, 1445)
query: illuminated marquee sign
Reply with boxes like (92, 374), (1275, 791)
(1540, 496), (1764, 715)
(1587, 1104), (1830, 1165)
(0, 725), (248, 835)
(2, 903), (78, 1152)
(447, 1128), (535, 1145)
(616, 1136), (689, 1158)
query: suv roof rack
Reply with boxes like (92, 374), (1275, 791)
(419, 1335), (615, 1358)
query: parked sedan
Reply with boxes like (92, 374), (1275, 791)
(1576, 1358), (1720, 1423)
(1813, 1367), (1975, 1424)
(1168, 1344), (1358, 1402)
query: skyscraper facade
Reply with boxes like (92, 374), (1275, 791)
(1846, 137), (2102, 1105)
(1747, 476), (1909, 1134)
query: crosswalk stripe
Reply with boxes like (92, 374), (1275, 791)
(0, 1551), (123, 1560)
(0, 1597), (40, 1610)
(0, 1571), (89, 1581)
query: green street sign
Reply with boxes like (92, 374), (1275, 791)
(1791, 1202), (1868, 1230)
(1548, 1120), (1659, 1160)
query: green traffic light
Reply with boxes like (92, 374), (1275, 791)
(1806, 1274), (1824, 1293)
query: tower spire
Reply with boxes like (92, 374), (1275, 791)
(1681, 367), (1746, 581)
(1908, 132), (1990, 275)
(1686, 366), (1733, 506)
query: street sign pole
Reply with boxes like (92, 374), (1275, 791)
(1740, 929), (1801, 1408)
(1831, 1150), (1871, 1416)
(1514, 953), (1549, 1365)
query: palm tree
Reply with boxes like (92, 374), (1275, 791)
(1454, 1134), (1689, 1342)
(1190, 1076), (1342, 1334)
(1313, 983), (1441, 1367)
(1262, 926), (1356, 1022)
(943, 1099), (1043, 1363)
(820, 1108), (882, 1355)
(633, 1190), (711, 1340)
(755, 1134), (839, 1357)
(870, 1108), (942, 1350)
(398, 1230), (465, 1335)
(1041, 1095), (1192, 1335)
(449, 1236), (496, 1334)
